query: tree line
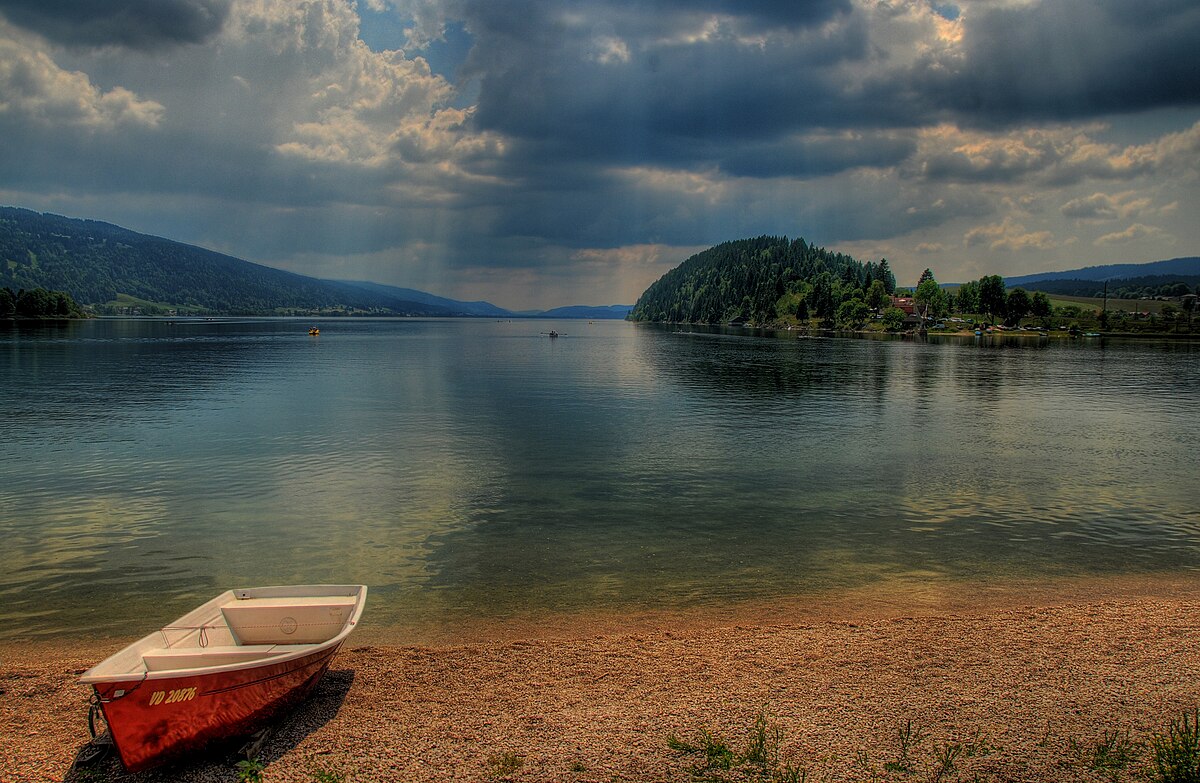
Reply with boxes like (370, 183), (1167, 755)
(628, 237), (1200, 332)
(0, 286), (87, 319)
(628, 237), (1062, 329)
(912, 271), (1053, 327)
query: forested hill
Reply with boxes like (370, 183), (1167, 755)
(629, 236), (894, 324)
(0, 207), (456, 315)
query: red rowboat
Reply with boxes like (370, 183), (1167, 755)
(79, 584), (367, 771)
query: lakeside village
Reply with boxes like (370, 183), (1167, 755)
(725, 271), (1200, 338)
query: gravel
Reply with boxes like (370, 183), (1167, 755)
(2, 592), (1199, 783)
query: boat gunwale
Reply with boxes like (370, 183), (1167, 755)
(79, 584), (367, 685)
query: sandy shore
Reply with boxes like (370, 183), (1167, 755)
(3, 590), (1200, 783)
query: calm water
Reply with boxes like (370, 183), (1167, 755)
(2, 318), (1199, 642)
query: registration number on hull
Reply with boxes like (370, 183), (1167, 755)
(148, 687), (197, 705)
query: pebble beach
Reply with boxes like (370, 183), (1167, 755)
(3, 583), (1199, 783)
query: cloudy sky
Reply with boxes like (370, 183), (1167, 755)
(0, 0), (1196, 309)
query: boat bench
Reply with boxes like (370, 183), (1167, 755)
(222, 597), (356, 645)
(142, 644), (312, 672)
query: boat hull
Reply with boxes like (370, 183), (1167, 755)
(93, 643), (342, 771)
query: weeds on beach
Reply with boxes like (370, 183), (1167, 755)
(1069, 728), (1141, 780)
(235, 758), (265, 783)
(487, 751), (525, 778)
(883, 719), (927, 774)
(310, 767), (350, 783)
(1149, 709), (1200, 783)
(665, 709), (1200, 783)
(668, 711), (807, 782)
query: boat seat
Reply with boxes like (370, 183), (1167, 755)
(142, 644), (305, 672)
(222, 598), (355, 645)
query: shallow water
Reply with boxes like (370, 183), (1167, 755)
(2, 318), (1198, 642)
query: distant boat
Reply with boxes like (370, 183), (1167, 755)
(541, 330), (562, 338)
(308, 327), (320, 335)
(80, 585), (367, 771)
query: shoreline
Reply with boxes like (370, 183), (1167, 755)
(3, 577), (1200, 782)
(5, 570), (1197, 651)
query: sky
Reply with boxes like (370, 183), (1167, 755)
(0, 0), (1197, 310)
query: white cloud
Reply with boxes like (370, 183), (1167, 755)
(1093, 223), (1163, 246)
(0, 23), (163, 130)
(1060, 191), (1152, 221)
(915, 121), (1200, 187)
(963, 217), (1057, 252)
(591, 35), (631, 64)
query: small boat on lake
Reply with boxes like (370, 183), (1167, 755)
(308, 327), (320, 335)
(80, 584), (367, 771)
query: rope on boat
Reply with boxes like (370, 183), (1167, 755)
(87, 693), (104, 739)
(160, 623), (214, 647)
(73, 693), (114, 770)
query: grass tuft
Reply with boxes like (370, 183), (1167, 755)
(235, 759), (265, 783)
(668, 711), (806, 782)
(487, 751), (525, 778)
(1069, 728), (1142, 781)
(1150, 709), (1200, 783)
(882, 719), (927, 774)
(310, 767), (350, 783)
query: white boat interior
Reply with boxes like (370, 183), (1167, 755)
(80, 585), (367, 683)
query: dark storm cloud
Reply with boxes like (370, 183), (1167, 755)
(614, 0), (852, 28)
(461, 0), (872, 172)
(903, 0), (1200, 125)
(719, 133), (917, 179)
(0, 0), (230, 49)
(459, 0), (1200, 175)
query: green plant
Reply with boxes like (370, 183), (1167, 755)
(668, 712), (807, 782)
(852, 750), (880, 783)
(930, 742), (963, 783)
(883, 720), (927, 774)
(311, 767), (348, 783)
(668, 727), (736, 773)
(1150, 709), (1200, 783)
(487, 751), (524, 778)
(1069, 728), (1142, 780)
(744, 712), (783, 771)
(236, 759), (265, 783)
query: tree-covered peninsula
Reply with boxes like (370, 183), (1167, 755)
(628, 236), (1199, 334)
(629, 236), (896, 325)
(0, 286), (86, 319)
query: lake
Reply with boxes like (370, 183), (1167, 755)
(2, 318), (1198, 643)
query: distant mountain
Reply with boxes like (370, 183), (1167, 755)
(0, 206), (647, 317)
(999, 257), (1200, 300)
(1006, 257), (1200, 287)
(536, 304), (633, 319)
(0, 207), (453, 315)
(1013, 274), (1200, 300)
(330, 279), (512, 317)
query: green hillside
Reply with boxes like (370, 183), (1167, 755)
(0, 207), (450, 315)
(629, 236), (895, 324)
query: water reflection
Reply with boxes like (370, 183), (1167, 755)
(1, 319), (1198, 640)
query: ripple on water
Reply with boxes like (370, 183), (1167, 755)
(1, 320), (1198, 640)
